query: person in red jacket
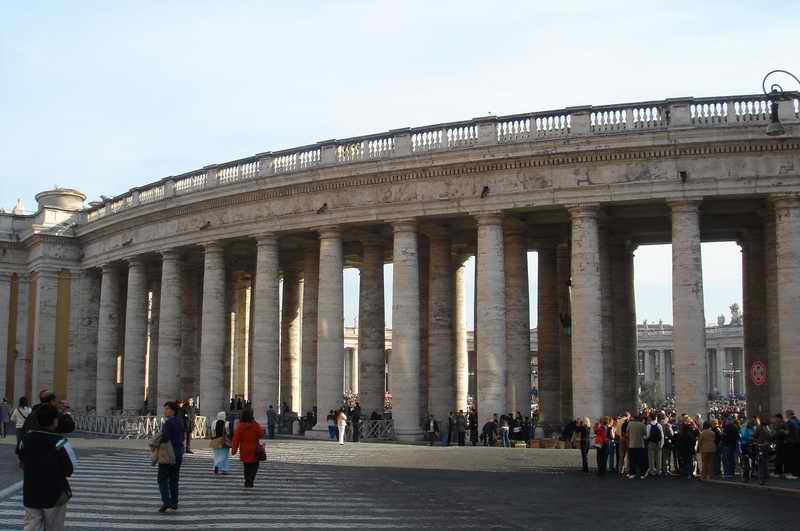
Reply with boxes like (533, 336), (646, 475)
(231, 408), (266, 488)
(593, 417), (610, 476)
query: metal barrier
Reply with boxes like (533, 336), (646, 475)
(73, 414), (208, 440)
(344, 419), (395, 441)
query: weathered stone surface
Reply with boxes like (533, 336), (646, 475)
(301, 241), (319, 414)
(157, 250), (182, 409)
(199, 242), (227, 417)
(427, 232), (453, 421)
(358, 241), (385, 417)
(96, 265), (120, 414)
(537, 246), (559, 424)
(503, 222), (530, 415)
(122, 258), (148, 411)
(252, 235), (280, 422)
(280, 270), (302, 414)
(773, 195), (800, 412)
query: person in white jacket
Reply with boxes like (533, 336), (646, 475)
(644, 414), (665, 476)
(10, 397), (32, 447)
(336, 410), (348, 445)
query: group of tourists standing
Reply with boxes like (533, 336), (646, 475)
(571, 407), (800, 486)
(423, 410), (534, 447)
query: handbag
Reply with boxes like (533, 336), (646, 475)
(255, 443), (266, 462)
(209, 437), (223, 450)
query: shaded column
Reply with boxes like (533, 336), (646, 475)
(569, 205), (603, 420)
(452, 253), (469, 412)
(504, 221), (530, 415)
(391, 220), (422, 440)
(537, 245), (560, 425)
(557, 242), (573, 421)
(252, 235), (280, 422)
(715, 349), (727, 397)
(31, 270), (59, 398)
(764, 207), (782, 409)
(301, 241), (319, 413)
(147, 278), (160, 409)
(476, 214), (506, 420)
(427, 229), (454, 421)
(72, 270), (100, 412)
(13, 275), (29, 403)
(670, 200), (707, 417)
(122, 257), (148, 412)
(0, 274), (10, 402)
(598, 225), (616, 414)
(96, 265), (121, 414)
(742, 230), (769, 415)
(773, 195), (800, 411)
(199, 242), (227, 417)
(157, 250), (183, 409)
(280, 269), (302, 414)
(313, 228), (344, 431)
(418, 235), (430, 420)
(611, 242), (637, 413)
(358, 241), (385, 417)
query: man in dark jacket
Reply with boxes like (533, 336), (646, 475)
(19, 403), (74, 530)
(456, 410), (467, 446)
(158, 401), (185, 513)
(17, 390), (75, 459)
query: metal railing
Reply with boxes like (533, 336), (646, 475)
(81, 92), (800, 224)
(344, 419), (396, 441)
(73, 414), (209, 440)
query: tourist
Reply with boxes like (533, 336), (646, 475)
(673, 421), (697, 480)
(183, 398), (196, 454)
(698, 421), (717, 480)
(499, 415), (511, 448)
(739, 418), (756, 476)
(266, 405), (278, 439)
(771, 413), (787, 479)
(326, 410), (336, 440)
(644, 414), (664, 477)
(231, 408), (265, 488)
(157, 401), (185, 513)
(659, 413), (674, 476)
(351, 403), (362, 443)
(607, 417), (618, 473)
(593, 417), (609, 476)
(336, 409), (348, 445)
(575, 417), (591, 473)
(425, 413), (438, 446)
(440, 412), (450, 446)
(211, 411), (230, 475)
(482, 417), (498, 446)
(710, 418), (722, 477)
(752, 417), (772, 485)
(626, 414), (646, 479)
(720, 418), (739, 478)
(11, 397), (31, 448)
(18, 404), (74, 531)
(785, 410), (800, 479)
(0, 398), (9, 438)
(447, 412), (455, 446)
(17, 390), (75, 460)
(469, 410), (479, 446)
(456, 410), (467, 446)
(617, 413), (630, 476)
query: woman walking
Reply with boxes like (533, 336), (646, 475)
(157, 401), (185, 513)
(326, 410), (336, 440)
(231, 408), (265, 488)
(336, 409), (348, 445)
(212, 411), (230, 475)
(10, 397), (31, 448)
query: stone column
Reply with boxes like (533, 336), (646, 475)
(13, 275), (29, 402)
(313, 228), (344, 432)
(504, 222), (530, 415)
(569, 205), (603, 420)
(122, 257), (148, 412)
(0, 273), (10, 402)
(670, 200), (707, 417)
(199, 242), (227, 417)
(773, 195), (800, 411)
(598, 226), (616, 414)
(715, 349), (727, 397)
(148, 278), (160, 408)
(31, 270), (59, 398)
(180, 266), (201, 399)
(537, 245), (560, 425)
(280, 269), (302, 414)
(157, 250), (183, 408)
(301, 241), (319, 413)
(557, 242), (573, 421)
(252, 235), (280, 422)
(427, 229), (454, 421)
(350, 348), (359, 394)
(476, 214), (507, 420)
(742, 230), (769, 415)
(358, 241), (385, 417)
(391, 220), (422, 440)
(611, 241), (638, 413)
(764, 207), (782, 409)
(418, 236), (430, 420)
(96, 265), (121, 414)
(72, 271), (100, 412)
(644, 351), (655, 384)
(452, 253), (469, 412)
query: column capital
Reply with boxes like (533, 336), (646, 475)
(160, 248), (183, 262)
(34, 268), (60, 279)
(474, 212), (503, 226)
(667, 199), (702, 212)
(126, 255), (147, 268)
(255, 233), (278, 246)
(201, 241), (225, 254)
(317, 226), (342, 240)
(100, 263), (118, 275)
(392, 219), (417, 233)
(769, 193), (800, 210)
(567, 204), (600, 219)
(420, 224), (449, 240)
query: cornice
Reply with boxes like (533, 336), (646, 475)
(78, 138), (800, 243)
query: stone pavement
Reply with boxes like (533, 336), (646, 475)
(1, 438), (799, 529)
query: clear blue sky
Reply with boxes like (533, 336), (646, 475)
(2, 1), (794, 327)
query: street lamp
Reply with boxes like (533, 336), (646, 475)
(762, 69), (800, 136)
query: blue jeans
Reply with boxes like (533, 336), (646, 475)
(213, 448), (230, 473)
(721, 444), (737, 477)
(328, 425), (336, 440)
(157, 462), (181, 506)
(501, 430), (510, 447)
(607, 441), (617, 471)
(267, 424), (275, 439)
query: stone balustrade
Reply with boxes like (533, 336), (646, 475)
(81, 93), (800, 224)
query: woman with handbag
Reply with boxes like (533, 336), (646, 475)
(231, 408), (265, 488)
(211, 411), (230, 475)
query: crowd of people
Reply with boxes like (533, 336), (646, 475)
(423, 410), (536, 447)
(565, 407), (800, 485)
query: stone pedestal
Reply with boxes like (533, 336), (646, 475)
(252, 235), (280, 423)
(358, 241), (385, 417)
(391, 221), (422, 440)
(157, 250), (182, 409)
(122, 258), (148, 412)
(476, 214), (506, 421)
(569, 205), (603, 420)
(537, 245), (560, 424)
(670, 200), (707, 418)
(96, 265), (121, 414)
(312, 228), (344, 433)
(504, 222), (530, 415)
(199, 242), (227, 417)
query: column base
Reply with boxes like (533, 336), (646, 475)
(305, 424), (335, 440)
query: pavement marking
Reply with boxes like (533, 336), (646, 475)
(0, 482), (21, 502)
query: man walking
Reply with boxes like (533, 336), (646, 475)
(183, 398), (196, 454)
(266, 405), (278, 439)
(626, 414), (646, 479)
(19, 404), (74, 531)
(157, 401), (185, 513)
(456, 410), (467, 447)
(447, 412), (455, 446)
(645, 414), (664, 476)
(0, 398), (9, 438)
(351, 403), (362, 443)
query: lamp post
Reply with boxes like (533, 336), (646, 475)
(762, 69), (800, 136)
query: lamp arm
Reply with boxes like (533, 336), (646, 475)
(762, 69), (800, 98)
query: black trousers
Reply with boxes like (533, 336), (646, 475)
(243, 462), (260, 486)
(458, 432), (466, 446)
(157, 463), (180, 506)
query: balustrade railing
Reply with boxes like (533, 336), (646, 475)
(73, 414), (209, 440)
(81, 92), (799, 224)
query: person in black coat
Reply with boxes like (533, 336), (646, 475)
(17, 390), (74, 460)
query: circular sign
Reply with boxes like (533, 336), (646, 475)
(751, 361), (767, 386)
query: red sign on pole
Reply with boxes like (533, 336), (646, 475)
(751, 361), (767, 386)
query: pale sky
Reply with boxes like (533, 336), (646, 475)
(2, 1), (793, 328)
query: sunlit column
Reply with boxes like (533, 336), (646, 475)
(199, 242), (227, 417)
(251, 234), (280, 422)
(504, 221), (530, 415)
(537, 244), (560, 425)
(157, 250), (182, 409)
(427, 228), (454, 421)
(96, 264), (121, 414)
(452, 253), (469, 411)
(122, 257), (148, 412)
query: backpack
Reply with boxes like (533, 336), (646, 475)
(647, 424), (662, 444)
